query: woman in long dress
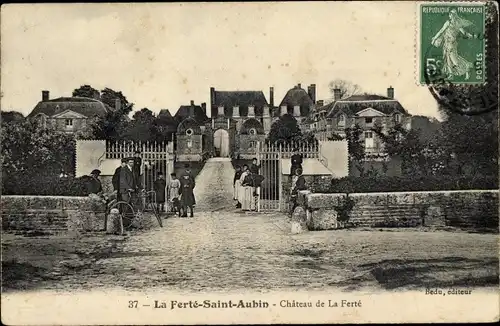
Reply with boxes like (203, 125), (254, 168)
(431, 9), (474, 80)
(168, 173), (181, 216)
(233, 165), (242, 208)
(239, 165), (254, 211)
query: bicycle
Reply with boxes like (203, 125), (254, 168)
(106, 189), (163, 235)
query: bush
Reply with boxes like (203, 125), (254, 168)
(327, 175), (498, 193)
(2, 175), (89, 196)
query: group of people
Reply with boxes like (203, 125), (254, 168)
(233, 158), (264, 211)
(83, 149), (197, 218)
(164, 164), (196, 218)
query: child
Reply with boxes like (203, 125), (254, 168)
(169, 173), (182, 217)
(153, 172), (167, 213)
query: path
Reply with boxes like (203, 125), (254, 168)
(193, 157), (236, 212)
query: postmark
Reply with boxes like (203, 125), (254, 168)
(419, 2), (486, 85)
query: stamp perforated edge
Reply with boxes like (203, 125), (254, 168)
(415, 0), (489, 86)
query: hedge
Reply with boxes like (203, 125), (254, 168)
(2, 175), (90, 196)
(326, 175), (499, 193)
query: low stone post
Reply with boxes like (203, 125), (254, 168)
(291, 206), (308, 234)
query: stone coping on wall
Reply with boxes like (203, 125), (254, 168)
(296, 189), (499, 231)
(2, 195), (107, 235)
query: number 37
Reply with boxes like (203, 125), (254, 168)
(128, 300), (138, 308)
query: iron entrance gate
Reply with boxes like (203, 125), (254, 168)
(105, 141), (174, 203)
(255, 141), (320, 212)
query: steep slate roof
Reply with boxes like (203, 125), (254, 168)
(158, 109), (173, 119)
(277, 86), (314, 117)
(324, 94), (408, 119)
(29, 97), (113, 118)
(212, 90), (269, 117)
(174, 104), (209, 123)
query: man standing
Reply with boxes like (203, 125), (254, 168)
(86, 169), (103, 195)
(290, 147), (303, 176)
(154, 172), (167, 213)
(249, 158), (260, 174)
(112, 158), (127, 201)
(120, 158), (137, 203)
(180, 164), (196, 217)
(133, 150), (142, 189)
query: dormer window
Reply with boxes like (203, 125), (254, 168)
(65, 119), (73, 128)
(365, 117), (373, 125)
(394, 114), (401, 123)
(338, 114), (346, 127)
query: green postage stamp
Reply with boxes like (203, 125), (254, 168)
(419, 2), (486, 85)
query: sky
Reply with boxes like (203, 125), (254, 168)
(1, 2), (440, 119)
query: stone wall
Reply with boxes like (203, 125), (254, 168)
(1, 196), (106, 236)
(296, 190), (499, 231)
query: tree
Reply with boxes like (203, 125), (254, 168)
(328, 79), (362, 101)
(1, 119), (76, 178)
(120, 108), (156, 142)
(1, 111), (25, 125)
(72, 85), (100, 99)
(100, 87), (131, 110)
(266, 114), (316, 146)
(85, 88), (134, 140)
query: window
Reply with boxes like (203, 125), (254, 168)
(249, 128), (257, 135)
(249, 141), (256, 149)
(338, 114), (346, 127)
(65, 119), (73, 128)
(187, 140), (193, 148)
(365, 117), (373, 124)
(364, 131), (374, 149)
(186, 128), (193, 136)
(394, 114), (401, 123)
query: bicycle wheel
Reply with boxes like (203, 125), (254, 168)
(145, 191), (162, 227)
(151, 202), (163, 227)
(112, 201), (135, 230)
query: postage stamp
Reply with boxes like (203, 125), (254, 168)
(419, 2), (486, 85)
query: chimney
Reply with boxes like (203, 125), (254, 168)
(201, 102), (207, 115)
(189, 100), (195, 117)
(387, 86), (394, 99)
(248, 106), (255, 117)
(297, 83), (301, 89)
(293, 105), (301, 117)
(115, 98), (121, 111)
(232, 106), (240, 117)
(280, 105), (288, 116)
(210, 87), (215, 105)
(269, 87), (274, 107)
(42, 90), (49, 102)
(333, 88), (341, 101)
(308, 84), (316, 103)
(317, 100), (324, 107)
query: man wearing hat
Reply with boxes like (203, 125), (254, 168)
(120, 157), (137, 203)
(112, 158), (127, 201)
(133, 150), (143, 189)
(87, 169), (103, 195)
(179, 163), (196, 217)
(290, 147), (303, 176)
